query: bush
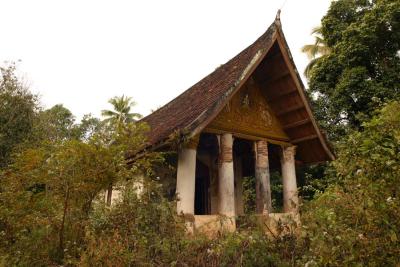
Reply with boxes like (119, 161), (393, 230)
(2, 99), (399, 266)
(299, 101), (400, 266)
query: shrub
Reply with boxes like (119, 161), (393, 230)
(300, 101), (400, 266)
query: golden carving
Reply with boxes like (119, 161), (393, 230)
(206, 79), (288, 140)
(241, 94), (250, 108)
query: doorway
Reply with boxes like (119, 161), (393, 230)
(195, 159), (210, 215)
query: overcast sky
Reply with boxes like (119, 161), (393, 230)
(0, 0), (331, 120)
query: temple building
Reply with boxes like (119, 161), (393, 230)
(140, 14), (334, 232)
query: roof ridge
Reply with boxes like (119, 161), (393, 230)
(135, 16), (334, 163)
(141, 20), (278, 126)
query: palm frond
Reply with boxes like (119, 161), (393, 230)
(101, 110), (118, 118)
(102, 95), (142, 124)
(311, 26), (322, 35)
(304, 58), (320, 79)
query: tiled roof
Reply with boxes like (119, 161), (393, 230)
(142, 22), (277, 146)
(140, 16), (334, 163)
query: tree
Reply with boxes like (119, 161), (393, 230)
(0, 62), (38, 167)
(101, 95), (142, 126)
(101, 95), (143, 204)
(301, 27), (331, 79)
(300, 101), (400, 265)
(34, 104), (76, 143)
(0, 117), (159, 265)
(308, 0), (400, 139)
(32, 104), (103, 146)
(75, 114), (102, 142)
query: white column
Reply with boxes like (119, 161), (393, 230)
(218, 133), (236, 218)
(176, 139), (198, 215)
(255, 140), (272, 214)
(281, 146), (298, 213)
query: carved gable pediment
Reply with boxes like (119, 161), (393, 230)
(205, 77), (288, 141)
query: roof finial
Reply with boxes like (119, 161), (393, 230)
(276, 9), (281, 21)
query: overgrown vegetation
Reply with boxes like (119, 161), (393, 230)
(1, 0), (400, 265)
(307, 0), (400, 139)
(299, 101), (400, 266)
(0, 63), (38, 167)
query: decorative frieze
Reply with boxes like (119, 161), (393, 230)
(206, 80), (289, 141)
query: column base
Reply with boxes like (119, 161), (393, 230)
(182, 215), (237, 237)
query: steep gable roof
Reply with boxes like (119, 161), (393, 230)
(142, 14), (334, 163)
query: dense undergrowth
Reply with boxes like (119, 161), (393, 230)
(1, 101), (399, 266)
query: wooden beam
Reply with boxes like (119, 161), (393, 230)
(291, 134), (318, 144)
(268, 88), (297, 102)
(275, 34), (335, 160)
(258, 69), (290, 85)
(256, 50), (283, 73)
(283, 118), (311, 130)
(203, 127), (291, 145)
(276, 103), (305, 116)
(262, 50), (282, 64)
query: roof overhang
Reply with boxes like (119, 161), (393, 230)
(138, 13), (334, 163)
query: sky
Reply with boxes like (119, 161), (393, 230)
(0, 0), (331, 120)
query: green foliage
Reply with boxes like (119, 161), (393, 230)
(308, 0), (400, 138)
(33, 104), (78, 143)
(77, 114), (102, 141)
(242, 176), (256, 214)
(243, 172), (283, 213)
(80, 182), (298, 267)
(270, 171), (283, 212)
(1, 97), (399, 266)
(299, 101), (400, 265)
(0, 119), (160, 265)
(0, 62), (38, 167)
(80, 180), (187, 266)
(1, 2), (400, 263)
(101, 95), (142, 126)
(301, 26), (331, 79)
(0, 62), (107, 167)
(32, 104), (104, 145)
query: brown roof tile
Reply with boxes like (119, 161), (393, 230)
(142, 22), (277, 146)
(140, 17), (334, 163)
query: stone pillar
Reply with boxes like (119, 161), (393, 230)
(218, 133), (236, 220)
(176, 138), (198, 215)
(281, 146), (298, 213)
(234, 156), (244, 216)
(255, 140), (272, 214)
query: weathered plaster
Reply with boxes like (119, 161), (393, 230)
(281, 146), (298, 213)
(218, 134), (236, 225)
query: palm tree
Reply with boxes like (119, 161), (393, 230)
(101, 95), (142, 206)
(302, 26), (331, 79)
(101, 95), (142, 125)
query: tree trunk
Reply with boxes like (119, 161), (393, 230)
(59, 183), (70, 256)
(106, 183), (113, 206)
